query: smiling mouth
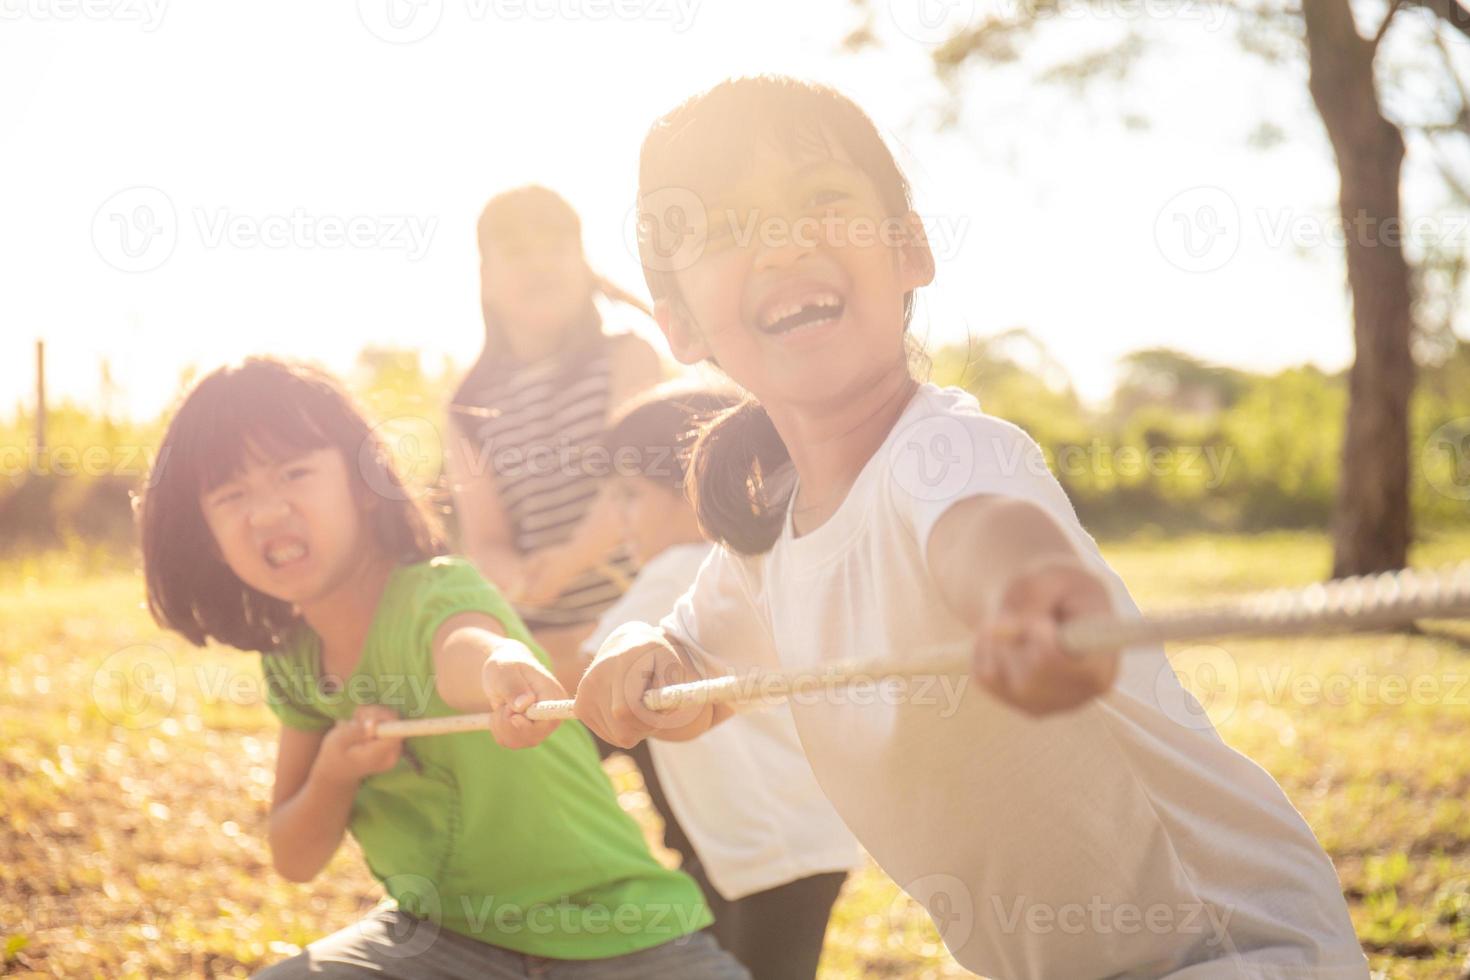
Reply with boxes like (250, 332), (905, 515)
(757, 292), (846, 335)
(264, 538), (309, 569)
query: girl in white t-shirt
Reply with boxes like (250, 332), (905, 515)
(565, 76), (1369, 979)
(583, 384), (862, 979)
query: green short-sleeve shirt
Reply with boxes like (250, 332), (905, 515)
(259, 556), (712, 959)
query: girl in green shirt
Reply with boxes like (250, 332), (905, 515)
(139, 357), (744, 979)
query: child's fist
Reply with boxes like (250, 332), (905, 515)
(318, 704), (404, 786)
(482, 646), (566, 749)
(573, 624), (706, 749)
(972, 558), (1121, 716)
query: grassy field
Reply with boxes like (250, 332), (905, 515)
(3, 528), (1470, 978)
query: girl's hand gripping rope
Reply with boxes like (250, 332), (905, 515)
(974, 556), (1122, 716)
(317, 705), (405, 787)
(573, 623), (721, 749)
(481, 643), (568, 749)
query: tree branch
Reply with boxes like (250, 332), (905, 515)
(1403, 0), (1470, 42)
(1432, 26), (1470, 117)
(1431, 146), (1470, 201)
(1372, 0), (1405, 51)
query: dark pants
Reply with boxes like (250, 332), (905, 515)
(592, 737), (848, 980)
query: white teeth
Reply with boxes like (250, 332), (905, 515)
(764, 303), (802, 327)
(760, 292), (843, 330)
(267, 542), (307, 567)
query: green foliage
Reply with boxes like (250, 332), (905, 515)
(0, 348), (463, 556)
(932, 333), (1470, 538)
(3, 338), (1468, 555)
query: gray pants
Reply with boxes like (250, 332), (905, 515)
(254, 905), (751, 979)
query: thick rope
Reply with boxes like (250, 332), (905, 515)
(373, 560), (1470, 738)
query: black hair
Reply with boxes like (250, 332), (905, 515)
(602, 384), (742, 496)
(139, 357), (446, 652)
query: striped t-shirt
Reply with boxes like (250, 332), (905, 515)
(452, 340), (635, 628)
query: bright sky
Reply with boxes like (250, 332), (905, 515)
(1, 0), (1460, 423)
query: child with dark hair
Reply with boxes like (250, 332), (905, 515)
(140, 357), (746, 979)
(574, 76), (1369, 979)
(583, 383), (861, 980)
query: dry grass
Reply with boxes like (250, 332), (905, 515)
(3, 528), (1470, 977)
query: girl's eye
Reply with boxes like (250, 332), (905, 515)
(285, 466), (313, 481)
(703, 223), (732, 250)
(212, 489), (243, 508)
(806, 189), (849, 208)
(704, 210), (749, 249)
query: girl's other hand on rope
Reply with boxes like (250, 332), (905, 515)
(482, 645), (566, 749)
(574, 623), (716, 748)
(973, 558), (1121, 716)
(316, 705), (404, 786)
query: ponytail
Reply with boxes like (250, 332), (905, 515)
(688, 399), (793, 555)
(594, 274), (653, 320)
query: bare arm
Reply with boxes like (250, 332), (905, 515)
(928, 496), (1080, 627)
(927, 496), (1121, 714)
(445, 419), (526, 596)
(431, 610), (567, 749)
(267, 707), (402, 882)
(431, 610), (512, 712)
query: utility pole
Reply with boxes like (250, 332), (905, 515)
(35, 339), (46, 455)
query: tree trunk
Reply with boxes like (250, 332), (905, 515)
(1302, 0), (1416, 577)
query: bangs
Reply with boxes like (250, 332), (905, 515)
(139, 356), (448, 652)
(640, 76), (912, 221)
(170, 369), (340, 496)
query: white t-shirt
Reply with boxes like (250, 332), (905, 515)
(584, 542), (862, 901)
(660, 385), (1367, 980)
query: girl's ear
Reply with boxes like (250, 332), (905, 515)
(654, 297), (712, 365)
(896, 211), (936, 292)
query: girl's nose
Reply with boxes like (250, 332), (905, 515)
(246, 495), (291, 528)
(753, 230), (819, 274)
